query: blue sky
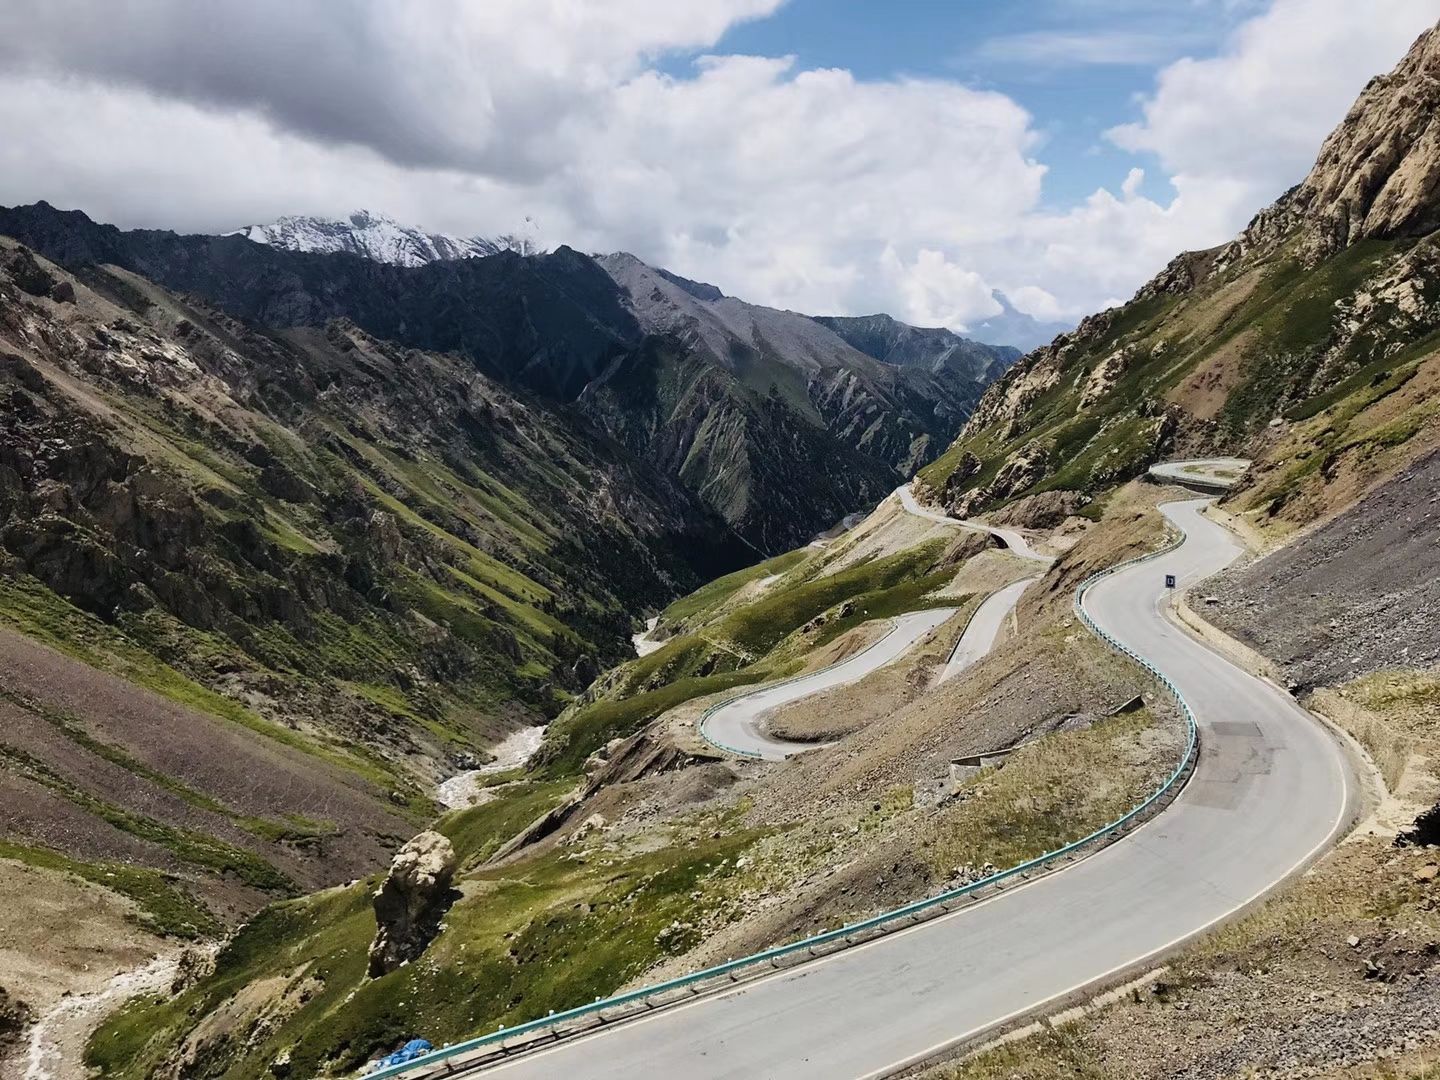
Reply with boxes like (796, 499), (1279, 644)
(699, 0), (1264, 205)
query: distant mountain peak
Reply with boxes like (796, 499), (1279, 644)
(813, 313), (1017, 382)
(226, 210), (537, 267)
(968, 291), (1073, 355)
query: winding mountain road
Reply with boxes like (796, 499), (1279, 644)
(1148, 457), (1251, 493)
(936, 574), (1039, 684)
(448, 497), (1354, 1080)
(895, 484), (1053, 564)
(699, 607), (957, 760)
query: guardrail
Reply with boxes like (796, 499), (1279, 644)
(370, 526), (1200, 1080)
(1146, 461), (1247, 495)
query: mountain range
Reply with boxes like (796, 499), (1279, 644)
(5, 17), (1440, 1080)
(0, 203), (1017, 552)
(234, 208), (1069, 352)
(227, 209), (535, 266)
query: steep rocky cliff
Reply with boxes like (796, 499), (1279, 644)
(585, 255), (1014, 544)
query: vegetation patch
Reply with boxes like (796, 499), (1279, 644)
(659, 547), (808, 627)
(88, 813), (761, 1079)
(540, 539), (954, 773)
(0, 840), (217, 939)
(919, 709), (1171, 878)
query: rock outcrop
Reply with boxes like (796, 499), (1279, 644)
(1289, 26), (1440, 257)
(988, 490), (1090, 530)
(367, 831), (458, 977)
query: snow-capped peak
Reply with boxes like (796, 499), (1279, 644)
(225, 210), (537, 267)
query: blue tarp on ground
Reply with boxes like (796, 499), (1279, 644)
(367, 1040), (432, 1072)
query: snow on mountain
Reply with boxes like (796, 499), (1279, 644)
(226, 210), (534, 267)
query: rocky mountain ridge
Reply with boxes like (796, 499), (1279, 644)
(596, 253), (1014, 486)
(227, 209), (535, 266)
(0, 236), (748, 767)
(814, 312), (1017, 380)
(920, 20), (1440, 528)
(0, 204), (1012, 552)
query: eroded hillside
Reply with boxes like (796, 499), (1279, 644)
(0, 205), (1013, 553)
(919, 26), (1440, 537)
(79, 480), (1193, 1078)
(0, 235), (758, 966)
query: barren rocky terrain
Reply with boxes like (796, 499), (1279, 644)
(1208, 448), (1440, 692)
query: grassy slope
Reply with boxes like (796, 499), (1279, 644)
(658, 547), (809, 628)
(88, 784), (761, 1079)
(919, 235), (1439, 526)
(86, 489), (1190, 1076)
(537, 538), (954, 773)
(0, 252), (759, 942)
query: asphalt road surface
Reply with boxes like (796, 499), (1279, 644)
(936, 575), (1039, 684)
(1148, 458), (1251, 492)
(699, 606), (957, 759)
(895, 484), (1053, 564)
(456, 498), (1354, 1080)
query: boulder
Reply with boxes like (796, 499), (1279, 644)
(367, 830), (459, 977)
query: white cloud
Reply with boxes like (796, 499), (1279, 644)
(0, 0), (1435, 342)
(0, 0), (785, 176)
(973, 29), (1192, 68)
(1004, 285), (1065, 322)
(1107, 0), (1440, 235)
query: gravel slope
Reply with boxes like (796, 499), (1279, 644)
(1208, 448), (1440, 691)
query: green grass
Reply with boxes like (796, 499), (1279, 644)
(539, 539), (954, 773)
(0, 840), (218, 939)
(659, 548), (809, 626)
(435, 779), (576, 866)
(89, 802), (761, 1079)
(537, 668), (771, 776)
(719, 541), (947, 656)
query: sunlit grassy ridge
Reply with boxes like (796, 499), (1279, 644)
(920, 236), (1439, 521)
(88, 783), (761, 1079)
(538, 538), (954, 773)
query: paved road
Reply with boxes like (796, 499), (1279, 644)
(895, 482), (1046, 685)
(458, 499), (1354, 1080)
(1149, 458), (1251, 492)
(699, 607), (957, 760)
(936, 575), (1039, 684)
(895, 485), (1053, 564)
